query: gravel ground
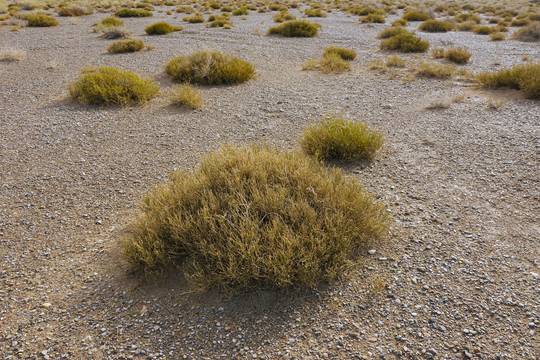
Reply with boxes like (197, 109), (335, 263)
(1, 6), (539, 360)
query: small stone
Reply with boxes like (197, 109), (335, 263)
(368, 250), (376, 255)
(42, 302), (52, 308)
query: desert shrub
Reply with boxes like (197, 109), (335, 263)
(115, 8), (153, 17)
(490, 32), (506, 41)
(361, 13), (385, 23)
(268, 20), (319, 37)
(445, 47), (471, 64)
(220, 6), (233, 12)
(121, 144), (387, 292)
(304, 8), (326, 17)
(317, 53), (351, 73)
(380, 32), (429, 52)
(23, 13), (58, 26)
(419, 19), (454, 32)
(512, 22), (540, 42)
(511, 18), (530, 27)
(69, 66), (159, 106)
(57, 5), (92, 16)
(273, 11), (295, 22)
(417, 61), (456, 77)
(107, 39), (145, 53)
(377, 25), (408, 38)
(431, 47), (446, 58)
(386, 54), (406, 67)
(473, 25), (495, 34)
(165, 51), (254, 85)
(100, 26), (132, 39)
(207, 18), (232, 28)
(145, 21), (182, 34)
(183, 13), (204, 23)
(323, 46), (356, 60)
(457, 21), (475, 31)
(476, 62), (540, 99)
(402, 10), (430, 21)
(0, 48), (26, 61)
(170, 84), (202, 108)
(392, 18), (407, 26)
(95, 16), (123, 28)
(349, 6), (385, 16)
(301, 115), (383, 161)
(455, 13), (481, 23)
(232, 7), (248, 16)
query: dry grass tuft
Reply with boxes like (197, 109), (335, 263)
(512, 22), (540, 42)
(444, 47), (471, 64)
(165, 50), (255, 85)
(419, 19), (454, 32)
(380, 32), (429, 52)
(0, 47), (26, 61)
(145, 21), (182, 35)
(69, 66), (160, 106)
(57, 5), (92, 17)
(115, 8), (153, 18)
(100, 26), (132, 39)
(476, 61), (540, 99)
(182, 13), (204, 23)
(107, 39), (145, 53)
(268, 19), (319, 37)
(323, 46), (356, 60)
(121, 144), (387, 293)
(490, 32), (506, 41)
(301, 115), (383, 162)
(22, 13), (58, 26)
(417, 61), (456, 78)
(170, 84), (202, 108)
(402, 10), (431, 21)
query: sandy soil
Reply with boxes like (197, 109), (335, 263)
(0, 6), (539, 360)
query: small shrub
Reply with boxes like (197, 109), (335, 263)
(115, 9), (153, 18)
(183, 13), (204, 23)
(455, 13), (480, 23)
(232, 7), (248, 16)
(317, 53), (351, 73)
(323, 46), (356, 60)
(207, 19), (233, 28)
(361, 13), (385, 23)
(100, 26), (132, 39)
(145, 21), (181, 35)
(380, 32), (429, 52)
(391, 18), (407, 26)
(419, 19), (454, 32)
(457, 21), (475, 31)
(0, 48), (26, 61)
(57, 5), (92, 17)
(473, 25), (495, 34)
(417, 61), (456, 77)
(301, 115), (383, 161)
(268, 20), (319, 37)
(512, 22), (540, 42)
(377, 26), (408, 38)
(273, 11), (295, 22)
(165, 50), (255, 85)
(476, 62), (540, 99)
(23, 13), (58, 27)
(170, 84), (202, 108)
(402, 10), (430, 21)
(445, 47), (471, 64)
(95, 16), (123, 29)
(121, 144), (387, 292)
(490, 32), (506, 41)
(305, 8), (326, 17)
(69, 66), (159, 106)
(431, 47), (446, 58)
(511, 18), (530, 27)
(386, 54), (406, 67)
(107, 39), (145, 53)
(349, 6), (385, 16)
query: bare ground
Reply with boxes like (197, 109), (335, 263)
(0, 8), (539, 360)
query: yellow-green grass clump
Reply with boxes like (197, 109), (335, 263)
(416, 61), (456, 78)
(145, 21), (182, 35)
(301, 115), (383, 162)
(69, 67), (159, 106)
(377, 25), (408, 38)
(402, 10), (430, 21)
(121, 144), (387, 293)
(361, 13), (385, 23)
(182, 13), (204, 23)
(273, 11), (295, 22)
(490, 32), (506, 41)
(232, 7), (248, 16)
(115, 8), (153, 17)
(473, 25), (496, 34)
(476, 62), (540, 100)
(165, 51), (255, 85)
(305, 8), (326, 17)
(94, 16), (123, 32)
(170, 84), (202, 108)
(323, 46), (356, 60)
(512, 22), (540, 42)
(380, 32), (429, 52)
(57, 5), (92, 17)
(268, 19), (319, 37)
(107, 39), (145, 53)
(419, 19), (455, 32)
(444, 47), (471, 64)
(23, 13), (58, 26)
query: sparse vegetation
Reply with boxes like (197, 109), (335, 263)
(512, 22), (540, 42)
(419, 19), (454, 32)
(170, 84), (202, 108)
(268, 20), (319, 37)
(380, 31), (429, 52)
(273, 11), (295, 23)
(69, 66), (159, 106)
(444, 47), (472, 64)
(323, 46), (356, 60)
(402, 10), (430, 21)
(316, 53), (351, 73)
(115, 8), (153, 18)
(165, 51), (255, 85)
(182, 13), (204, 23)
(377, 26), (408, 38)
(93, 16), (123, 33)
(0, 47), (26, 61)
(490, 32), (506, 41)
(121, 144), (386, 292)
(301, 115), (383, 162)
(361, 13), (385, 23)
(477, 62), (540, 99)
(23, 13), (58, 26)
(145, 21), (182, 35)
(107, 39), (145, 53)
(417, 61), (456, 77)
(473, 25), (495, 34)
(57, 5), (92, 17)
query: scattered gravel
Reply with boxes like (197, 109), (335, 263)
(1, 6), (539, 360)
